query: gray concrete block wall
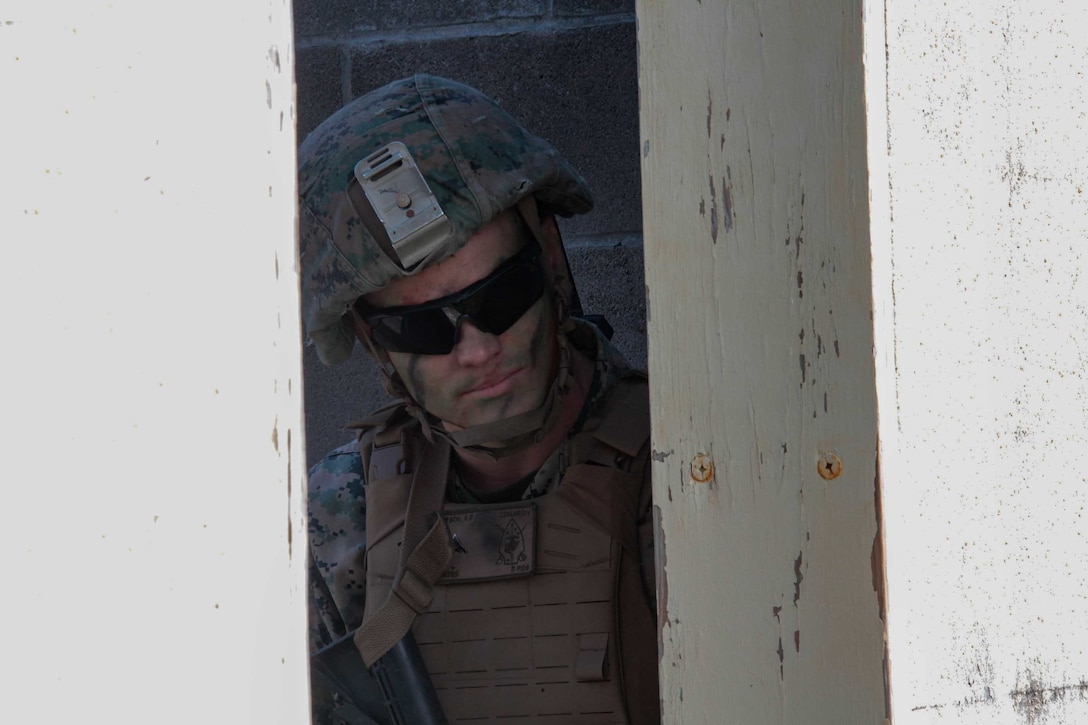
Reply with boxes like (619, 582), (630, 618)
(295, 0), (644, 466)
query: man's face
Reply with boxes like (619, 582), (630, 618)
(360, 211), (558, 431)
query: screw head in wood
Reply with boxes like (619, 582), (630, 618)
(690, 453), (714, 483)
(817, 452), (843, 480)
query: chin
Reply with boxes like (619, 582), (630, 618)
(456, 380), (551, 430)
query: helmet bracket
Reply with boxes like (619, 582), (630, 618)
(351, 142), (453, 270)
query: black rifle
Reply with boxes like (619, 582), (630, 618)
(311, 629), (447, 725)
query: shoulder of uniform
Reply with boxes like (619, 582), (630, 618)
(594, 370), (651, 458)
(307, 439), (368, 556)
(308, 439), (364, 495)
(618, 367), (648, 387)
(609, 369), (649, 414)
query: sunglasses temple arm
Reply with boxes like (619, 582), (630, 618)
(554, 224), (614, 340)
(553, 224), (584, 319)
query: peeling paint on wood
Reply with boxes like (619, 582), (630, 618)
(638, 0), (886, 721)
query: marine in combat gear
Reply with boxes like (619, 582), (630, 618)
(300, 74), (659, 724)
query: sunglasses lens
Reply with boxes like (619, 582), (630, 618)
(371, 310), (457, 354)
(364, 244), (546, 355)
(472, 263), (545, 334)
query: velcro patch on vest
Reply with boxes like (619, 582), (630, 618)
(440, 504), (535, 583)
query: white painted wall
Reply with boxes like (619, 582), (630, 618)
(638, 1), (888, 722)
(867, 1), (1088, 722)
(0, 2), (309, 722)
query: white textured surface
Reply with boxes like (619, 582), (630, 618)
(867, 1), (1088, 722)
(0, 2), (309, 722)
(638, 1), (888, 722)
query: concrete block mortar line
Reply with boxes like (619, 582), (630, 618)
(294, 12), (635, 51)
(565, 232), (645, 250)
(339, 45), (352, 105)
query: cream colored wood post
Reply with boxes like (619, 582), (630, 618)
(1, 2), (308, 723)
(637, 1), (888, 722)
(866, 1), (1088, 722)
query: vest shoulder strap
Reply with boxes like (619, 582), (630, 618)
(356, 418), (453, 667)
(357, 403), (418, 483)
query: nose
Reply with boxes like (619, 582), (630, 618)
(452, 316), (501, 366)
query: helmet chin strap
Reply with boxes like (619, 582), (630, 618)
(355, 196), (579, 460)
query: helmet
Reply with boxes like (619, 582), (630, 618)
(298, 74), (593, 365)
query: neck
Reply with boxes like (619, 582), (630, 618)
(453, 347), (594, 493)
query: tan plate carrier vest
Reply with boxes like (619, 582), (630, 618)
(355, 374), (659, 724)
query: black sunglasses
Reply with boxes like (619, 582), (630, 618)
(356, 240), (546, 355)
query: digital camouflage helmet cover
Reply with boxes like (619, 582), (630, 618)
(298, 74), (593, 365)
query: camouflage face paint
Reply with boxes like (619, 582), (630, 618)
(373, 212), (558, 430)
(405, 353), (428, 412)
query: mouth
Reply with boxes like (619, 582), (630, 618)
(461, 367), (523, 399)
